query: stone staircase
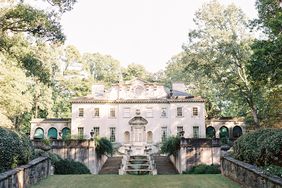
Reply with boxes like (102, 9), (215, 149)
(99, 157), (123, 174)
(153, 156), (179, 175)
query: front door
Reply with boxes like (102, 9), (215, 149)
(132, 127), (145, 143)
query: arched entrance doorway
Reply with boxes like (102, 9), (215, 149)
(206, 126), (216, 138)
(219, 126), (229, 138)
(124, 131), (130, 144)
(147, 131), (153, 143)
(128, 110), (148, 145)
(48, 127), (58, 139)
(233, 126), (242, 138)
(34, 128), (44, 139)
(62, 127), (71, 139)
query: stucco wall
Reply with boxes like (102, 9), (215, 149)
(171, 138), (221, 173)
(221, 156), (282, 188)
(71, 102), (206, 144)
(32, 140), (107, 174)
(0, 157), (51, 188)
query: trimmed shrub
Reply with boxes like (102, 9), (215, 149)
(0, 127), (33, 173)
(33, 149), (62, 165)
(261, 165), (282, 178)
(95, 137), (113, 158)
(54, 159), (91, 174)
(183, 164), (221, 174)
(232, 128), (282, 166)
(161, 136), (180, 156)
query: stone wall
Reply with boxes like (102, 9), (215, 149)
(170, 138), (221, 173)
(0, 157), (51, 188)
(32, 140), (107, 174)
(221, 156), (282, 188)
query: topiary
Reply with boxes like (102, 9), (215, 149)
(95, 137), (113, 158)
(160, 136), (180, 156)
(0, 127), (34, 172)
(54, 159), (91, 174)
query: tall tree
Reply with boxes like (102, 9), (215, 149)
(182, 1), (262, 128)
(122, 63), (148, 81)
(248, 0), (282, 127)
(81, 52), (121, 85)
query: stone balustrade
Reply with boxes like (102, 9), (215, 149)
(221, 156), (282, 188)
(0, 157), (51, 188)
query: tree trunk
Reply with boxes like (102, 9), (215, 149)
(251, 105), (260, 129)
(34, 99), (38, 118)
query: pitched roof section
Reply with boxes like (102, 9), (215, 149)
(71, 96), (204, 103)
(31, 118), (71, 123)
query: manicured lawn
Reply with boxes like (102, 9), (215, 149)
(32, 174), (240, 188)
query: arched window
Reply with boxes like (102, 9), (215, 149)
(219, 126), (229, 138)
(34, 128), (44, 139)
(147, 131), (153, 143)
(233, 126), (242, 138)
(62, 127), (71, 139)
(206, 126), (216, 138)
(48, 127), (58, 139)
(124, 131), (130, 144)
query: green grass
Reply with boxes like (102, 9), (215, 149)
(31, 174), (240, 188)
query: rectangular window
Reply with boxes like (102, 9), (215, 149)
(110, 127), (116, 142)
(193, 126), (199, 138)
(78, 127), (84, 138)
(177, 126), (184, 137)
(161, 108), (167, 118)
(161, 127), (167, 142)
(94, 108), (100, 117)
(146, 107), (153, 118)
(193, 107), (198, 116)
(93, 127), (99, 137)
(110, 108), (116, 118)
(123, 107), (130, 118)
(177, 107), (183, 117)
(78, 108), (84, 117)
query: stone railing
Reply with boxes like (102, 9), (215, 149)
(221, 156), (282, 188)
(0, 157), (51, 188)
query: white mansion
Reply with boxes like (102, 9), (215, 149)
(30, 79), (208, 144)
(30, 79), (245, 145)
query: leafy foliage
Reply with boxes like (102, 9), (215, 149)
(33, 149), (62, 165)
(183, 164), (221, 174)
(160, 136), (180, 156)
(54, 159), (91, 174)
(248, 0), (282, 127)
(261, 164), (282, 178)
(0, 127), (34, 173)
(232, 128), (282, 166)
(95, 137), (113, 158)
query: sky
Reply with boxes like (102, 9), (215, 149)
(60, 0), (258, 73)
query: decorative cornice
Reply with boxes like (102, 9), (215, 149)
(71, 98), (205, 104)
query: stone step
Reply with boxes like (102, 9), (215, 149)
(99, 157), (122, 174)
(153, 156), (178, 175)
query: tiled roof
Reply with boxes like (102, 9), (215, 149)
(31, 118), (71, 123)
(71, 97), (205, 104)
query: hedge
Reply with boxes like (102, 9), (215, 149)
(183, 164), (221, 174)
(54, 159), (91, 174)
(232, 128), (282, 166)
(33, 149), (62, 165)
(0, 127), (33, 173)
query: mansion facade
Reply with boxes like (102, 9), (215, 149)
(30, 79), (245, 144)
